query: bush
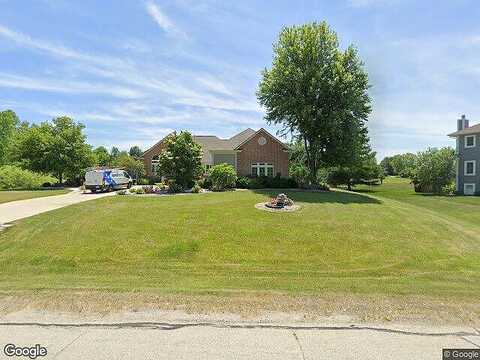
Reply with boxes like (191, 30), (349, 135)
(142, 185), (157, 194)
(137, 178), (150, 185)
(0, 165), (57, 190)
(197, 176), (212, 189)
(236, 175), (298, 189)
(441, 182), (456, 195)
(191, 184), (202, 193)
(134, 187), (145, 194)
(167, 180), (184, 193)
(412, 147), (456, 194)
(235, 177), (251, 189)
(208, 164), (237, 191)
(117, 190), (128, 195)
(129, 187), (137, 194)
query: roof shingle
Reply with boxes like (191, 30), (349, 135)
(448, 123), (480, 137)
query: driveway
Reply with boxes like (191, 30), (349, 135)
(0, 311), (479, 359)
(0, 189), (115, 225)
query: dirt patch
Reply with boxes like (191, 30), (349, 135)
(0, 291), (478, 326)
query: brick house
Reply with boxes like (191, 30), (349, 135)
(143, 128), (289, 178)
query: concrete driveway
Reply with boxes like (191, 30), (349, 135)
(0, 189), (115, 225)
(0, 311), (479, 360)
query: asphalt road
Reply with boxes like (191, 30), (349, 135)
(0, 319), (479, 359)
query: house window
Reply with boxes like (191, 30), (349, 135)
(464, 160), (476, 176)
(464, 183), (476, 196)
(465, 135), (476, 148)
(151, 155), (160, 174)
(251, 163), (274, 177)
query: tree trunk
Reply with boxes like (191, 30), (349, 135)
(304, 136), (317, 185)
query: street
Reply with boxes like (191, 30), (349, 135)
(1, 316), (479, 359)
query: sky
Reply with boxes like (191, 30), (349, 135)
(1, 0), (480, 159)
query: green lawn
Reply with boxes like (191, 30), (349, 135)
(0, 178), (479, 299)
(0, 189), (70, 204)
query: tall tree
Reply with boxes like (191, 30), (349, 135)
(129, 146), (143, 159)
(93, 146), (110, 167)
(257, 22), (372, 183)
(0, 110), (19, 165)
(110, 146), (120, 160)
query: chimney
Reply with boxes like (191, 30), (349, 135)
(457, 114), (469, 131)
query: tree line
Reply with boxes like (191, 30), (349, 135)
(0, 109), (145, 187)
(380, 148), (456, 193)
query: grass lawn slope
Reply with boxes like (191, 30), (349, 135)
(0, 189), (70, 204)
(0, 178), (479, 299)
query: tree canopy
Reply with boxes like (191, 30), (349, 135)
(13, 117), (94, 183)
(129, 146), (143, 159)
(258, 21), (372, 183)
(93, 146), (111, 167)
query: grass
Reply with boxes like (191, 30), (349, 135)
(0, 189), (70, 204)
(0, 177), (479, 299)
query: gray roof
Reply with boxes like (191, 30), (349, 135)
(144, 128), (286, 159)
(193, 128), (256, 151)
(449, 123), (480, 137)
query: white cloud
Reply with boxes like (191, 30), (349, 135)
(145, 1), (186, 38)
(0, 22), (266, 150)
(0, 24), (126, 69)
(0, 73), (143, 99)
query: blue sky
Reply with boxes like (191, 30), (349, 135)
(1, 0), (479, 159)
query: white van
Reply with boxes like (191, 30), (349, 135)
(84, 169), (132, 193)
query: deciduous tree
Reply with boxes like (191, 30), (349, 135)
(158, 131), (203, 189)
(258, 21), (372, 184)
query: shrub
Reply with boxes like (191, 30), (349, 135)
(117, 190), (128, 195)
(412, 147), (456, 194)
(129, 187), (137, 193)
(235, 176), (251, 189)
(137, 178), (150, 185)
(289, 163), (310, 187)
(441, 182), (456, 195)
(167, 180), (184, 193)
(0, 165), (57, 190)
(197, 176), (212, 189)
(241, 175), (298, 189)
(135, 187), (145, 194)
(208, 164), (237, 191)
(142, 185), (157, 194)
(191, 184), (202, 193)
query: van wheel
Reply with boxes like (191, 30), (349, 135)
(91, 189), (97, 193)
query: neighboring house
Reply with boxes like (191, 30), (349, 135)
(143, 128), (289, 178)
(448, 115), (480, 195)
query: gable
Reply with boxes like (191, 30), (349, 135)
(234, 128), (287, 150)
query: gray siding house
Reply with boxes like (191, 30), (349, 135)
(449, 115), (480, 195)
